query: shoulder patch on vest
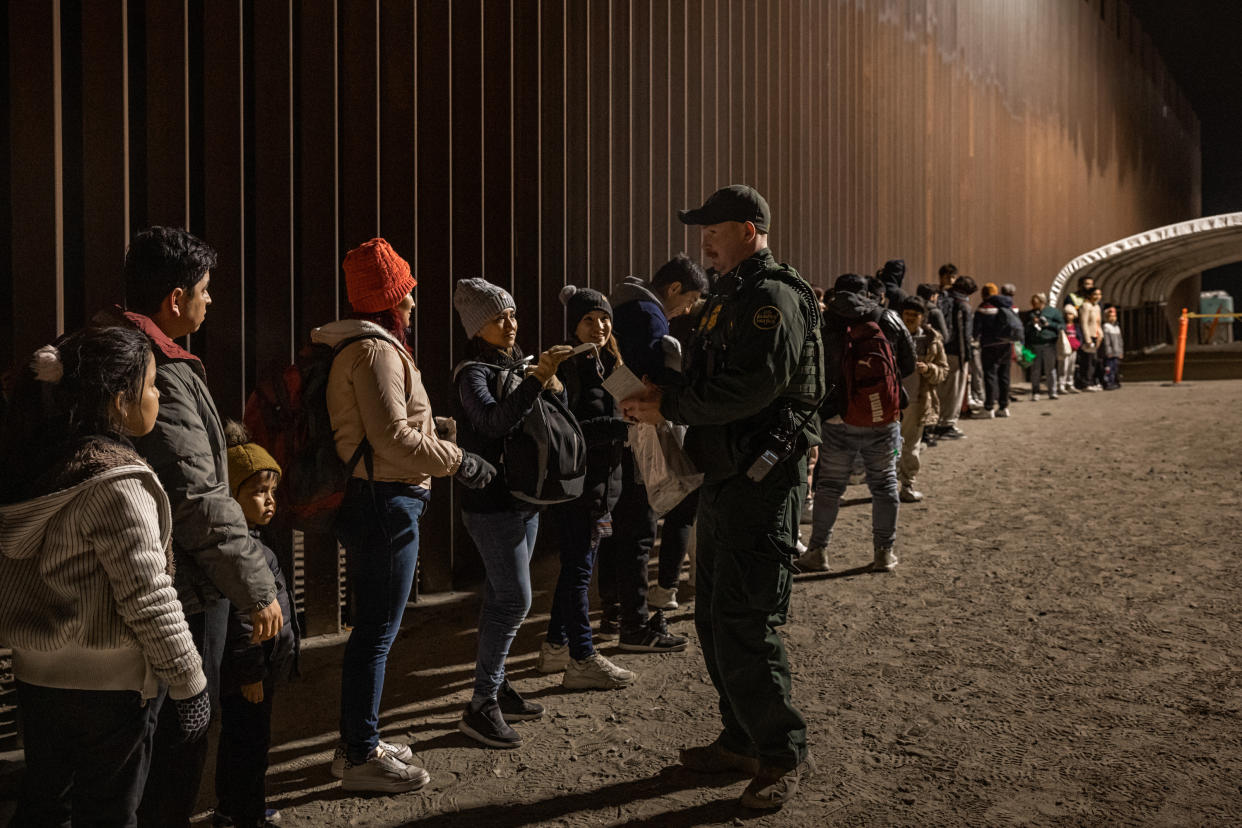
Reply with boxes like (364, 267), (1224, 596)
(752, 305), (782, 330)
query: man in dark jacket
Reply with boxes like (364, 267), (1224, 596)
(934, 275), (977, 438)
(107, 226), (280, 828)
(597, 254), (708, 653)
(1022, 292), (1064, 401)
(972, 286), (1025, 417)
(800, 273), (916, 574)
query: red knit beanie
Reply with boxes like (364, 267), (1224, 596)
(343, 238), (417, 313)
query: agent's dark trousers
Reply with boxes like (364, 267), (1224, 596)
(214, 689), (275, 827)
(596, 449), (655, 632)
(657, 490), (699, 590)
(547, 503), (601, 660)
(13, 682), (157, 828)
(980, 344), (1012, 411)
(694, 455), (808, 771)
(139, 600), (230, 828)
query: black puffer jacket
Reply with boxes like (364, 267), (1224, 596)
(820, 291), (917, 420)
(556, 347), (625, 517)
(221, 531), (297, 695)
(877, 259), (907, 308)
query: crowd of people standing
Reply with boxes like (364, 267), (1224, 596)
(0, 183), (1128, 824)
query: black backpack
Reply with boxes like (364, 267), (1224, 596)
(454, 359), (587, 505)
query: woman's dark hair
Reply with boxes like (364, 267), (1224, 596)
(652, 253), (709, 294)
(938, 263), (958, 279)
(349, 307), (413, 354)
(833, 273), (867, 294)
(899, 296), (928, 315)
(124, 226), (218, 317)
(0, 326), (152, 501)
(915, 282), (939, 301)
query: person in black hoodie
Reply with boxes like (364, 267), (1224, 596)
(536, 286), (637, 690)
(933, 275), (977, 438)
(972, 284), (1025, 418)
(876, 259), (908, 309)
(798, 273), (916, 573)
(218, 422), (297, 828)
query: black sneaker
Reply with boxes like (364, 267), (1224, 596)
(939, 426), (967, 440)
(458, 698), (522, 749)
(619, 611), (688, 653)
(498, 680), (543, 721)
(596, 605), (621, 640)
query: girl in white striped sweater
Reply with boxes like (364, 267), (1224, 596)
(0, 325), (207, 827)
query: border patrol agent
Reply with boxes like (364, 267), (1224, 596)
(622, 185), (823, 810)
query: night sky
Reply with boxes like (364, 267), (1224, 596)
(1127, 0), (1242, 298)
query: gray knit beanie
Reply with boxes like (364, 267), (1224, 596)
(454, 278), (516, 338)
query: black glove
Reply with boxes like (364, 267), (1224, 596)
(454, 451), (497, 490)
(174, 688), (211, 743)
(607, 417), (631, 442)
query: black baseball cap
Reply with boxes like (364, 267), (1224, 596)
(678, 185), (771, 233)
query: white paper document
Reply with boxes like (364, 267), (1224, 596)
(602, 363), (647, 401)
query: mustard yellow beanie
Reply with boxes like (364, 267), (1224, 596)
(226, 441), (282, 497)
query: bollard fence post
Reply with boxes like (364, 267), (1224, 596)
(1174, 308), (1189, 384)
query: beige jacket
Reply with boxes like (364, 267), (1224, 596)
(1079, 300), (1102, 352)
(312, 320), (463, 487)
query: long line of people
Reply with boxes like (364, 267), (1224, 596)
(0, 224), (1127, 825)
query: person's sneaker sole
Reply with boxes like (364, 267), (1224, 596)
(457, 718), (522, 749)
(618, 639), (688, 653)
(562, 672), (634, 690)
(340, 767), (430, 793)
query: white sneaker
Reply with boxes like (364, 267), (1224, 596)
(871, 547), (899, 572)
(995, 408), (1010, 418)
(563, 653), (636, 690)
(331, 739), (414, 778)
(340, 745), (429, 793)
(648, 584), (678, 611)
(536, 640), (570, 674)
(1031, 393), (1041, 401)
(985, 409), (996, 419)
(899, 486), (923, 503)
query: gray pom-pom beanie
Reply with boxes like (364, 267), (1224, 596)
(454, 278), (516, 338)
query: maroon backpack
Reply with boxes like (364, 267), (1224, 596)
(841, 320), (901, 427)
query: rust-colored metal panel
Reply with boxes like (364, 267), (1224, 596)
(539, 0), (567, 349)
(378, 0), (416, 305)
(252, 0), (295, 376)
(631, 0), (651, 277)
(649, 0), (671, 268)
(481, 0), (512, 292)
(337, 0), (378, 283)
(79, 0), (129, 318)
(7, 0), (63, 360)
(200, 0), (244, 415)
(142, 0), (188, 229)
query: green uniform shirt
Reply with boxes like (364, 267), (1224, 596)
(660, 248), (823, 482)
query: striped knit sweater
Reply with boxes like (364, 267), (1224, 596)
(0, 440), (205, 699)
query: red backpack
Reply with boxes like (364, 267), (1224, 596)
(243, 334), (382, 533)
(841, 320), (901, 427)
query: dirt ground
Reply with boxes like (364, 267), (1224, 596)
(199, 379), (1240, 827)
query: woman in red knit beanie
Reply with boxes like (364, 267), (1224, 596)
(310, 238), (495, 793)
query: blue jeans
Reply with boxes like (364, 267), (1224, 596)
(462, 508), (539, 702)
(546, 504), (600, 661)
(16, 681), (159, 828)
(810, 421), (901, 551)
(334, 479), (426, 764)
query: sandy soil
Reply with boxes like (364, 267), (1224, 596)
(203, 379), (1241, 827)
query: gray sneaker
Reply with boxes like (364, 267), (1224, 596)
(563, 653), (636, 690)
(795, 544), (829, 572)
(331, 739), (414, 779)
(871, 547), (898, 572)
(536, 641), (570, 674)
(340, 745), (429, 793)
(647, 584), (678, 611)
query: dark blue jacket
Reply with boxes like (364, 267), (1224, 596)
(610, 277), (670, 382)
(221, 532), (297, 696)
